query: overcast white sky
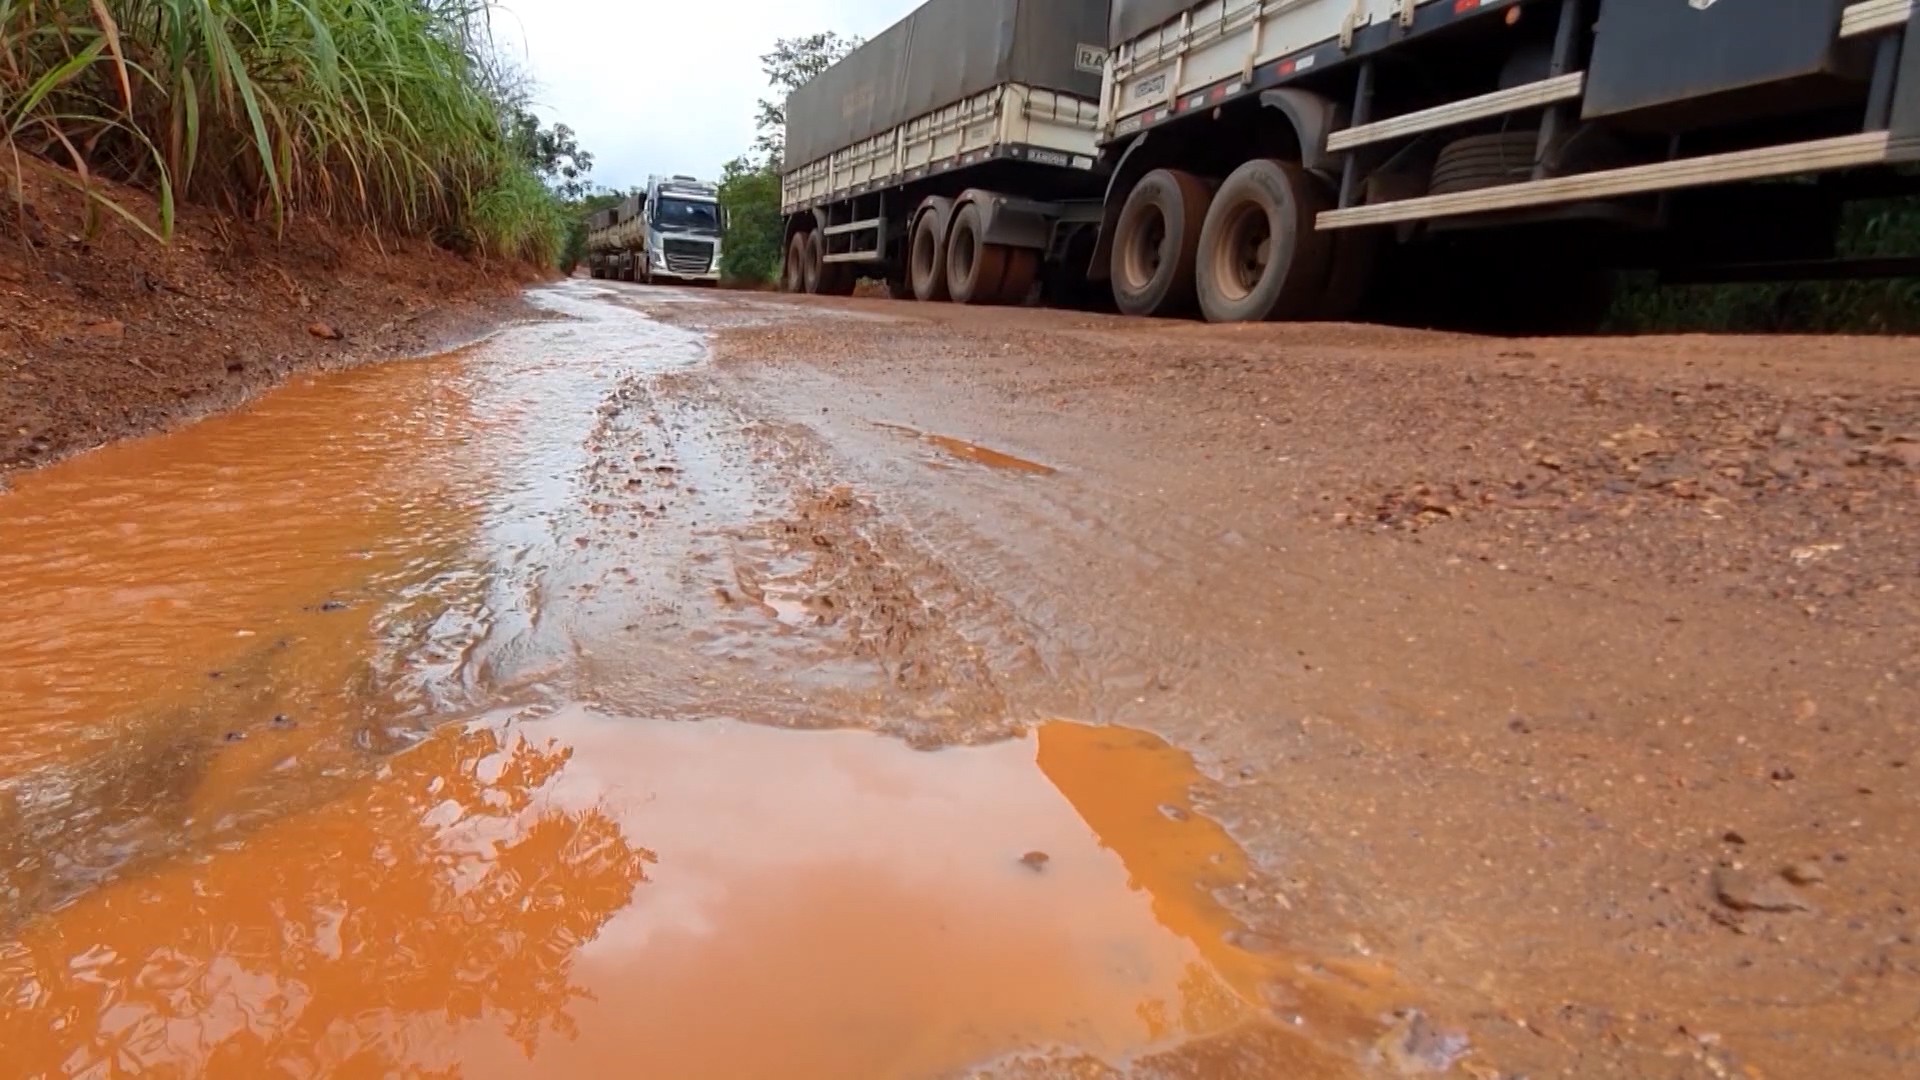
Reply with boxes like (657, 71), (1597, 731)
(494, 0), (914, 191)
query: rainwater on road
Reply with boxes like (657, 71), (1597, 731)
(0, 283), (1371, 1077)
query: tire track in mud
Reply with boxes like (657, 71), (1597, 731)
(565, 356), (1064, 748)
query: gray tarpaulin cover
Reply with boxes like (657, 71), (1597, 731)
(783, 0), (1111, 172)
(1107, 0), (1192, 47)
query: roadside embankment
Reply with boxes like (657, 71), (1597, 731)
(2, 161), (531, 477)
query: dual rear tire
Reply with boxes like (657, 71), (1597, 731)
(1110, 161), (1373, 323)
(907, 200), (1036, 306)
(783, 230), (854, 296)
(944, 204), (1039, 306)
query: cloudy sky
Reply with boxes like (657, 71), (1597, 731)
(495, 0), (913, 191)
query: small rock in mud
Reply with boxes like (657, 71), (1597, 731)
(318, 599), (350, 612)
(1157, 803), (1190, 822)
(223, 731), (248, 743)
(1782, 861), (1827, 886)
(1377, 1009), (1471, 1075)
(1713, 867), (1812, 914)
(270, 714), (297, 730)
(306, 321), (343, 341)
(1019, 851), (1051, 872)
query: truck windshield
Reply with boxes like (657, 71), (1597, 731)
(654, 197), (721, 233)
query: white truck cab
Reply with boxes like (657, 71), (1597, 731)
(641, 175), (725, 285)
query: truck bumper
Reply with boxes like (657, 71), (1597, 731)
(651, 270), (722, 285)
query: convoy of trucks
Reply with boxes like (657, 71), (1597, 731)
(767, 0), (1920, 329)
(586, 174), (726, 285)
(573, 1), (1920, 328)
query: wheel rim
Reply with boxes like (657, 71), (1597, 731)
(1211, 202), (1272, 304)
(1122, 206), (1167, 290)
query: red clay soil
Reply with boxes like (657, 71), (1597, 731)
(1, 159), (528, 478)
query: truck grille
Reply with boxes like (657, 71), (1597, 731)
(663, 237), (714, 275)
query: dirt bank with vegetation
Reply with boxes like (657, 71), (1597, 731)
(2, 161), (526, 476)
(0, 0), (601, 474)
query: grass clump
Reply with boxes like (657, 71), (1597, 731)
(2, 0), (565, 264)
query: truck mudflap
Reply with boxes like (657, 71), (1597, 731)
(964, 190), (1057, 251)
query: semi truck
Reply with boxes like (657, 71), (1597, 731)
(778, 0), (1113, 303)
(587, 175), (726, 285)
(780, 0), (1920, 329)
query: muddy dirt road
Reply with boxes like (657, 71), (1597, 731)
(2, 280), (1916, 1078)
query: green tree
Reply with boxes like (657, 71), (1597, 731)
(508, 108), (595, 200)
(719, 158), (784, 283)
(721, 31), (862, 283)
(753, 33), (862, 170)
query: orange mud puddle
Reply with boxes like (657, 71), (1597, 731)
(874, 422), (1058, 476)
(0, 712), (1382, 1077)
(0, 288), (1382, 1076)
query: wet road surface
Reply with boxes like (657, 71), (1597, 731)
(0, 283), (1390, 1077)
(6, 279), (1917, 1078)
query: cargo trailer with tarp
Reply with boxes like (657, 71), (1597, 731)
(1087, 0), (1920, 328)
(779, 0), (1116, 303)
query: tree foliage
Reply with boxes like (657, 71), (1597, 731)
(752, 32), (861, 170)
(508, 110), (595, 201)
(719, 157), (783, 283)
(720, 31), (861, 283)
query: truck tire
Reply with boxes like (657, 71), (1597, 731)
(946, 204), (1013, 305)
(1195, 159), (1332, 324)
(800, 232), (858, 296)
(801, 232), (824, 294)
(909, 208), (950, 302)
(1110, 169), (1211, 318)
(1429, 132), (1538, 196)
(783, 233), (808, 293)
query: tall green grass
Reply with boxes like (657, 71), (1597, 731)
(2, 0), (560, 262)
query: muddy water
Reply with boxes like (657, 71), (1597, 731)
(0, 283), (1366, 1076)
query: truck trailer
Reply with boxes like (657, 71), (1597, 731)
(783, 0), (1920, 329)
(778, 0), (1115, 303)
(587, 175), (727, 285)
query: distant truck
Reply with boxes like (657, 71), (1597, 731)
(778, 0), (1113, 302)
(586, 175), (726, 285)
(782, 0), (1920, 330)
